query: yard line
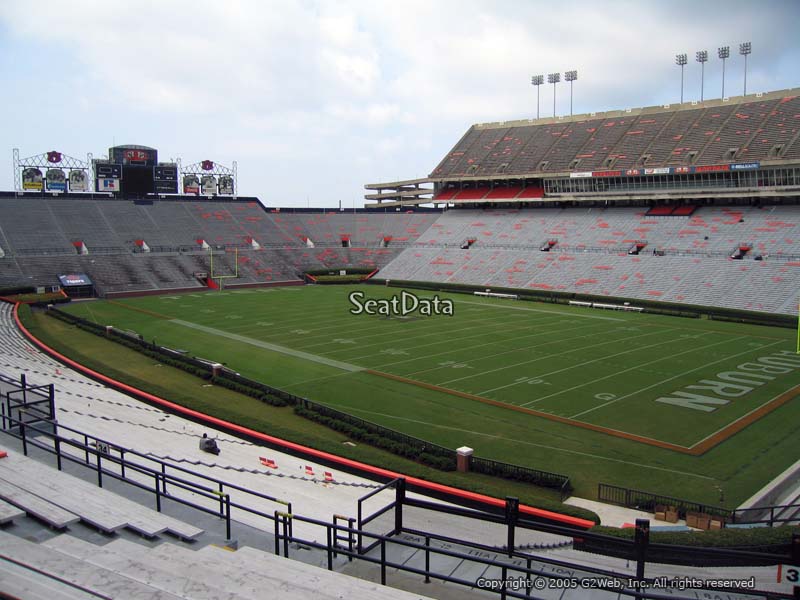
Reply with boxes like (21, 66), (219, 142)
(367, 319), (605, 371)
(459, 299), (626, 321)
(295, 307), (544, 352)
(568, 338), (783, 419)
(345, 314), (571, 364)
(487, 331), (686, 398)
(401, 320), (612, 377)
(280, 321), (602, 386)
(524, 333), (731, 407)
(169, 319), (363, 372)
(440, 328), (674, 388)
(338, 406), (715, 480)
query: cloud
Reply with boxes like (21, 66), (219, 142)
(0, 0), (798, 205)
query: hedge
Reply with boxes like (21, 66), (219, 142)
(368, 278), (793, 327)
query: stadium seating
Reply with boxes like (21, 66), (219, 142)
(431, 92), (800, 178)
(376, 205), (799, 315)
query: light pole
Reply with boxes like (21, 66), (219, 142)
(531, 75), (544, 119)
(739, 41), (751, 95)
(718, 46), (730, 98)
(548, 72), (560, 118)
(564, 70), (577, 117)
(675, 53), (687, 103)
(696, 50), (708, 102)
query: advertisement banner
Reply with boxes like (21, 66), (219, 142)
(22, 167), (43, 190)
(218, 175), (235, 195)
(694, 164), (730, 173)
(97, 178), (120, 192)
(69, 170), (89, 191)
(569, 171), (593, 179)
(201, 175), (217, 195)
(46, 168), (66, 191)
(183, 174), (200, 195)
(58, 273), (93, 287)
(644, 167), (671, 175)
(730, 162), (760, 171)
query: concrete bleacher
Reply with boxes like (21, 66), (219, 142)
(0, 448), (203, 538)
(0, 530), (435, 600)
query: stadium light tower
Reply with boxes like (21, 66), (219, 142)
(564, 70), (577, 117)
(739, 41), (752, 95)
(696, 50), (708, 102)
(548, 72), (560, 117)
(531, 75), (544, 119)
(675, 53), (687, 103)
(718, 45), (730, 98)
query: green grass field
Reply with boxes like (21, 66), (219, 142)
(61, 285), (800, 505)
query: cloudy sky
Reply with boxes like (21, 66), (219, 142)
(1, 0), (799, 207)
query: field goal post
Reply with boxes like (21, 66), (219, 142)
(209, 247), (239, 290)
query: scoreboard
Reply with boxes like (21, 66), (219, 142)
(109, 145), (157, 166)
(154, 165), (179, 194)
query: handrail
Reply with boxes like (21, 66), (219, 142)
(0, 410), (794, 599)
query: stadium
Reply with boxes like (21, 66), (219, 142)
(1, 6), (800, 599)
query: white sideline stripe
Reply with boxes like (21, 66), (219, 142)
(569, 338), (784, 419)
(339, 407), (715, 480)
(169, 319), (363, 372)
(459, 300), (625, 321)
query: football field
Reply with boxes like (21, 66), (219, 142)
(62, 285), (800, 503)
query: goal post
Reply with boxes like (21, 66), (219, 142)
(209, 247), (239, 290)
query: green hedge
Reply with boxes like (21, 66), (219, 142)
(313, 274), (368, 283)
(369, 278), (793, 327)
(45, 309), (291, 408)
(305, 267), (375, 277)
(591, 524), (800, 548)
(294, 405), (456, 471)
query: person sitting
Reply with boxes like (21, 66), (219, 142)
(199, 433), (220, 455)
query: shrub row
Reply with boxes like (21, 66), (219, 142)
(0, 285), (36, 296)
(591, 523), (800, 548)
(46, 309), (291, 409)
(305, 267), (374, 277)
(295, 406), (456, 471)
(45, 305), (572, 494)
(313, 274), (368, 283)
(370, 278), (792, 327)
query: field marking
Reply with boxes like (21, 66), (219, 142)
(296, 307), (545, 352)
(366, 369), (693, 452)
(690, 382), (800, 454)
(106, 300), (173, 320)
(481, 330), (684, 397)
(569, 338), (779, 419)
(458, 300), (625, 321)
(169, 319), (363, 372)
(522, 333), (736, 407)
(440, 328), (674, 388)
(338, 406), (714, 480)
(346, 315), (577, 365)
(401, 320), (614, 378)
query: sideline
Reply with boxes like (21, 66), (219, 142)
(12, 303), (595, 530)
(170, 319), (363, 372)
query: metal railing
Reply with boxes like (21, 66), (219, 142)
(1, 411), (796, 599)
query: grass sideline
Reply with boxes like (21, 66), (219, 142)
(57, 285), (800, 507)
(19, 304), (599, 523)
